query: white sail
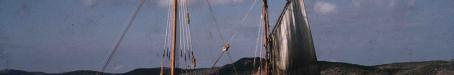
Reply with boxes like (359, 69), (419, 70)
(269, 0), (319, 74)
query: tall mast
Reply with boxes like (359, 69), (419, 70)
(171, 0), (178, 75)
(261, 0), (270, 74)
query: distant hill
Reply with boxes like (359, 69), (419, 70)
(318, 61), (390, 75)
(375, 60), (454, 75)
(1, 57), (453, 75)
(317, 60), (454, 75)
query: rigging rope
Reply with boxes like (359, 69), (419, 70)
(226, 52), (239, 75)
(211, 51), (225, 68)
(178, 0), (184, 73)
(240, 0), (258, 26)
(181, 0), (189, 74)
(183, 0), (195, 72)
(160, 0), (174, 74)
(231, 0), (257, 43)
(176, 0), (195, 74)
(204, 0), (225, 42)
(253, 17), (263, 69)
(180, 0), (185, 74)
(185, 0), (196, 70)
(258, 15), (265, 72)
(204, 0), (259, 75)
(97, 0), (145, 75)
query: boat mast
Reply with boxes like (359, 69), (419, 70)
(261, 0), (270, 74)
(171, 0), (178, 75)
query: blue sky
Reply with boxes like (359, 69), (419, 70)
(0, 0), (453, 73)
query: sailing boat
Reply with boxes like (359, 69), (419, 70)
(159, 0), (320, 75)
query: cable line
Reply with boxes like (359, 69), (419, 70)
(204, 0), (225, 42)
(96, 0), (145, 75)
(160, 0), (174, 75)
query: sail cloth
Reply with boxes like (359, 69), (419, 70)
(269, 0), (320, 75)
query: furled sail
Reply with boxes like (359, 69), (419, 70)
(269, 0), (319, 75)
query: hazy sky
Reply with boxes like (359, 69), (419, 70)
(0, 0), (453, 73)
